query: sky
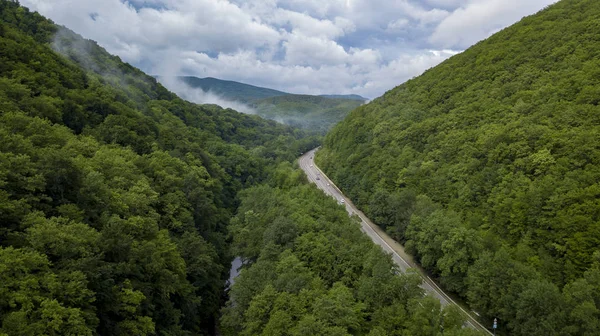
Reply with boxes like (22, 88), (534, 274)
(21, 0), (558, 99)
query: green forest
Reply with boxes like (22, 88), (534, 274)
(6, 0), (600, 335)
(220, 163), (481, 336)
(0, 1), (320, 334)
(179, 77), (289, 104)
(317, 0), (600, 335)
(181, 76), (365, 133)
(0, 1), (480, 335)
(251, 95), (363, 134)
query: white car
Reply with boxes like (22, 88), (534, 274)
(340, 199), (345, 203)
(310, 164), (313, 167)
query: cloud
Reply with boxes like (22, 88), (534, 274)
(268, 8), (355, 39)
(21, 0), (558, 99)
(156, 47), (456, 99)
(429, 0), (559, 48)
(22, 0), (281, 61)
(283, 33), (349, 66)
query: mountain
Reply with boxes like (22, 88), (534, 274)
(0, 3), (486, 336)
(317, 0), (600, 334)
(176, 76), (364, 133)
(0, 2), (322, 334)
(179, 76), (288, 104)
(178, 76), (368, 103)
(319, 94), (368, 101)
(252, 94), (364, 133)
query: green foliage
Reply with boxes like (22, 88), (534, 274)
(251, 94), (364, 133)
(221, 164), (484, 335)
(319, 94), (367, 101)
(180, 76), (289, 104)
(0, 1), (319, 334)
(181, 76), (364, 133)
(0, 246), (95, 335)
(317, 0), (600, 334)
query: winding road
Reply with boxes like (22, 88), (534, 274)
(299, 148), (492, 335)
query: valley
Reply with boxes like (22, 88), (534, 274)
(175, 76), (366, 133)
(299, 149), (492, 334)
(2, 0), (600, 335)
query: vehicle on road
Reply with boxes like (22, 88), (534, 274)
(316, 176), (320, 180)
(340, 199), (345, 203)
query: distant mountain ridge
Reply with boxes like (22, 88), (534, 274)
(179, 76), (288, 104)
(319, 94), (368, 101)
(178, 76), (368, 103)
(174, 76), (367, 133)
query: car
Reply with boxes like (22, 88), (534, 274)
(310, 164), (313, 167)
(340, 199), (345, 203)
(316, 177), (320, 180)
(326, 183), (330, 186)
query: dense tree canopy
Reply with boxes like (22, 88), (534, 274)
(317, 0), (600, 334)
(221, 163), (482, 336)
(0, 1), (318, 334)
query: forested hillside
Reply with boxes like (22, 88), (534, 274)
(180, 76), (364, 133)
(0, 1), (318, 334)
(220, 163), (481, 336)
(317, 0), (600, 335)
(252, 94), (364, 133)
(179, 76), (288, 104)
(319, 94), (367, 101)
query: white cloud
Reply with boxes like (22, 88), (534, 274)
(387, 18), (411, 32)
(429, 0), (559, 48)
(22, 0), (281, 62)
(267, 9), (354, 39)
(21, 0), (558, 99)
(151, 47), (457, 99)
(423, 0), (469, 9)
(283, 33), (349, 66)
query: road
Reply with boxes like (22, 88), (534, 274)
(299, 148), (492, 335)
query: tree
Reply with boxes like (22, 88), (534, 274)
(312, 283), (366, 333)
(437, 226), (482, 292)
(510, 279), (566, 336)
(0, 246), (95, 335)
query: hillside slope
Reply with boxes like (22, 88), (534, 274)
(0, 3), (483, 336)
(317, 0), (600, 335)
(179, 76), (365, 133)
(320, 94), (368, 101)
(179, 76), (288, 103)
(219, 163), (482, 336)
(253, 94), (364, 133)
(0, 2), (319, 335)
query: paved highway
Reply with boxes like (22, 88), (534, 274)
(299, 148), (492, 335)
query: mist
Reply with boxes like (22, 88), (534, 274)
(51, 26), (255, 115)
(52, 26), (103, 74)
(158, 76), (256, 115)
